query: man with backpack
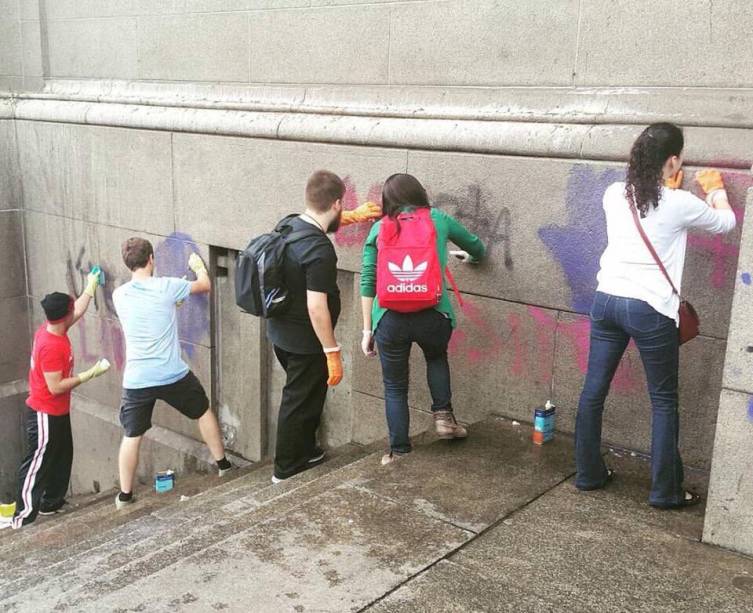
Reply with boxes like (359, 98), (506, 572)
(250, 170), (365, 483)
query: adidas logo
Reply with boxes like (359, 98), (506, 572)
(388, 255), (428, 282)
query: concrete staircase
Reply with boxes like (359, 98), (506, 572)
(1, 418), (752, 613)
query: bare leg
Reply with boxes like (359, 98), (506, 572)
(118, 436), (142, 494)
(198, 409), (225, 462)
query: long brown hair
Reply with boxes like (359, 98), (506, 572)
(626, 123), (684, 216)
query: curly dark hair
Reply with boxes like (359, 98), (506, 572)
(625, 123), (684, 217)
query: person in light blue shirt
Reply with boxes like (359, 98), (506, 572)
(112, 237), (232, 510)
(114, 275), (191, 389)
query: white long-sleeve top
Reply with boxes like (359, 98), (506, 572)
(596, 182), (737, 324)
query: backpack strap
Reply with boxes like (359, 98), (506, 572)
(629, 202), (681, 297)
(444, 265), (464, 308)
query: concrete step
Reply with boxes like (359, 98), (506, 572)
(0, 459), (255, 562)
(0, 417), (578, 612)
(0, 442), (375, 608)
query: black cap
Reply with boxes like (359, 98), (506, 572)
(41, 292), (73, 322)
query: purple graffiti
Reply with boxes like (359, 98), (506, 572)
(154, 232), (210, 358)
(748, 398), (753, 423)
(742, 272), (752, 286)
(538, 165), (624, 313)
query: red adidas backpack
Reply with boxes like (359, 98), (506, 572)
(376, 208), (444, 313)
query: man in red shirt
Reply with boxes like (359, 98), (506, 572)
(5, 270), (111, 529)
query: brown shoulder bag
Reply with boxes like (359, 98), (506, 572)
(629, 203), (700, 345)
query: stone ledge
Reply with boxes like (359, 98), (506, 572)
(2, 82), (752, 167)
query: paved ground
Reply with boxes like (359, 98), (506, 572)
(1, 418), (752, 612)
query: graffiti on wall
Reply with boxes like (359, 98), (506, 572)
(538, 165), (623, 313)
(65, 231), (210, 370)
(447, 295), (642, 395)
(540, 164), (751, 314)
(66, 248), (127, 370)
(685, 172), (750, 289)
(154, 232), (210, 358)
(435, 184), (514, 268)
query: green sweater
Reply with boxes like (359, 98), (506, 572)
(360, 207), (486, 331)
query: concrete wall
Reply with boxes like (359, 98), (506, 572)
(0, 1), (752, 524)
(0, 117), (30, 501)
(704, 189), (753, 557)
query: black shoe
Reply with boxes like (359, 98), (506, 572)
(650, 491), (702, 510)
(39, 500), (67, 516)
(308, 447), (326, 464)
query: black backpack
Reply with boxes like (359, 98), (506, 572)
(235, 215), (321, 318)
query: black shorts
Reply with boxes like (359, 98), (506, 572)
(119, 371), (209, 437)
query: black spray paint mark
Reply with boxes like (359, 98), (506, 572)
(65, 246), (119, 315)
(434, 184), (513, 269)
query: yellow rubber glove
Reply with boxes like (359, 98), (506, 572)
(324, 347), (343, 386)
(664, 170), (683, 190)
(695, 169), (725, 194)
(84, 267), (103, 297)
(341, 201), (382, 227)
(77, 358), (111, 384)
(188, 253), (207, 275)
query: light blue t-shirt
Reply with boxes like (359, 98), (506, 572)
(113, 277), (192, 389)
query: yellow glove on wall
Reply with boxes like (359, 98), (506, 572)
(188, 253), (207, 275)
(695, 169), (725, 194)
(324, 347), (343, 386)
(77, 358), (111, 384)
(84, 267), (103, 297)
(664, 170), (683, 190)
(341, 201), (382, 226)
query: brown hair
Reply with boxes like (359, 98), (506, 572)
(305, 170), (346, 213)
(121, 237), (154, 271)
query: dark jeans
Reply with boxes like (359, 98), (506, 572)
(575, 292), (683, 506)
(374, 309), (453, 454)
(273, 346), (328, 479)
(13, 409), (73, 528)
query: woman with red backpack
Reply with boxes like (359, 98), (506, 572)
(360, 173), (486, 465)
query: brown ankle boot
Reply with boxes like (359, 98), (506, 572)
(434, 411), (468, 439)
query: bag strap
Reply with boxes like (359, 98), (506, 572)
(629, 202), (680, 297)
(444, 265), (464, 308)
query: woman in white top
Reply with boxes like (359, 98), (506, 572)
(575, 122), (736, 509)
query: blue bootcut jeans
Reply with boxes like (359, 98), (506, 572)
(374, 309), (453, 454)
(575, 292), (684, 506)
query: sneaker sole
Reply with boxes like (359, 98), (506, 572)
(436, 432), (468, 439)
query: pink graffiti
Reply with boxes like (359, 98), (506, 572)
(686, 171), (751, 289)
(334, 177), (383, 248)
(687, 205), (745, 289)
(528, 307), (641, 394)
(77, 318), (126, 371)
(448, 298), (504, 365)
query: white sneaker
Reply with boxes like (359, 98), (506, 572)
(271, 475), (285, 484)
(0, 516), (12, 529)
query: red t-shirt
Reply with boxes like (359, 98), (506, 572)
(26, 325), (74, 416)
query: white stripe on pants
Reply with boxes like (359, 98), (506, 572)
(12, 412), (49, 529)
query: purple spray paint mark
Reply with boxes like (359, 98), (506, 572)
(742, 272), (752, 286)
(538, 165), (624, 313)
(154, 232), (210, 358)
(748, 398), (753, 423)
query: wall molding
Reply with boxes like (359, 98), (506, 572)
(2, 80), (752, 167)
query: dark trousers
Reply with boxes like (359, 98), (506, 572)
(273, 346), (328, 479)
(374, 309), (453, 454)
(575, 292), (683, 505)
(13, 408), (73, 528)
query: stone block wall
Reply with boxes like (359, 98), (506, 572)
(0, 117), (30, 501)
(0, 0), (751, 547)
